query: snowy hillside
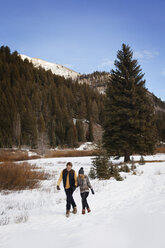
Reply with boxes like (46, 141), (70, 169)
(1, 155), (165, 248)
(20, 54), (80, 80)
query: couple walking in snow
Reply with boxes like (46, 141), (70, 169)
(57, 162), (94, 217)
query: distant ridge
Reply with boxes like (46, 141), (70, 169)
(20, 54), (80, 80)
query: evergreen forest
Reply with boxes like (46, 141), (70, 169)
(0, 46), (105, 148)
(0, 45), (165, 150)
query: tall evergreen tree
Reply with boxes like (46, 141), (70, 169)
(13, 112), (21, 147)
(38, 113), (46, 152)
(76, 120), (85, 142)
(103, 44), (157, 162)
(86, 118), (94, 142)
(91, 100), (99, 122)
(66, 125), (76, 147)
(49, 119), (56, 147)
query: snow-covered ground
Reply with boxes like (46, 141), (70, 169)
(76, 142), (97, 150)
(0, 155), (165, 248)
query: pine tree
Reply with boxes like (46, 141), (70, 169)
(66, 126), (75, 147)
(91, 143), (110, 179)
(103, 44), (157, 162)
(38, 113), (46, 133)
(31, 116), (38, 149)
(91, 100), (99, 122)
(49, 119), (56, 148)
(13, 112), (21, 147)
(38, 113), (46, 152)
(86, 118), (94, 142)
(76, 120), (85, 142)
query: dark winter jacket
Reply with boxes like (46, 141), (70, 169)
(57, 168), (77, 189)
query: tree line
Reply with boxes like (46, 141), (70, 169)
(0, 46), (105, 148)
(0, 44), (165, 154)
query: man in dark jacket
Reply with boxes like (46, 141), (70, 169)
(57, 162), (77, 217)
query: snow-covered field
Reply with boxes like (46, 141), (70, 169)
(1, 155), (165, 248)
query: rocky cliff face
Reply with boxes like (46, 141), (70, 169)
(78, 71), (110, 94)
(147, 91), (165, 114)
(78, 71), (165, 115)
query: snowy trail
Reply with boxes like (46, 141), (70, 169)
(1, 156), (165, 248)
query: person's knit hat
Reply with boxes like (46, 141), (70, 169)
(79, 167), (84, 175)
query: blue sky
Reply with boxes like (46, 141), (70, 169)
(0, 0), (165, 100)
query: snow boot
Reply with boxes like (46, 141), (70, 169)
(66, 210), (70, 217)
(87, 208), (91, 213)
(73, 207), (77, 214)
(82, 209), (85, 215)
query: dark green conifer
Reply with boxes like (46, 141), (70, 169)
(103, 44), (157, 162)
(76, 120), (85, 142)
(0, 45), (109, 148)
(87, 118), (94, 142)
(91, 143), (110, 179)
(49, 119), (56, 148)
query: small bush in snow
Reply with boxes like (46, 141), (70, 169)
(92, 148), (111, 179)
(131, 164), (137, 171)
(88, 167), (97, 179)
(91, 143), (124, 181)
(14, 212), (28, 224)
(130, 158), (136, 171)
(0, 216), (10, 226)
(115, 173), (124, 181)
(139, 156), (145, 165)
(119, 165), (130, 173)
(109, 164), (124, 181)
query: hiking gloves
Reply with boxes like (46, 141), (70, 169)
(72, 186), (76, 192)
(57, 185), (60, 190)
(91, 188), (95, 194)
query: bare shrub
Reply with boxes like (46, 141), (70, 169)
(0, 162), (49, 191)
(88, 167), (97, 179)
(119, 164), (131, 173)
(109, 164), (124, 181)
(0, 149), (40, 162)
(155, 146), (165, 153)
(132, 171), (137, 175)
(137, 170), (144, 176)
(139, 156), (145, 165)
(14, 212), (28, 224)
(0, 216), (10, 226)
(44, 150), (98, 158)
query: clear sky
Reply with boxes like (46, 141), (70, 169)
(0, 0), (165, 100)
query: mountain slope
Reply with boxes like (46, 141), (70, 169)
(20, 53), (165, 117)
(20, 54), (80, 80)
(0, 46), (105, 148)
(78, 71), (110, 94)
